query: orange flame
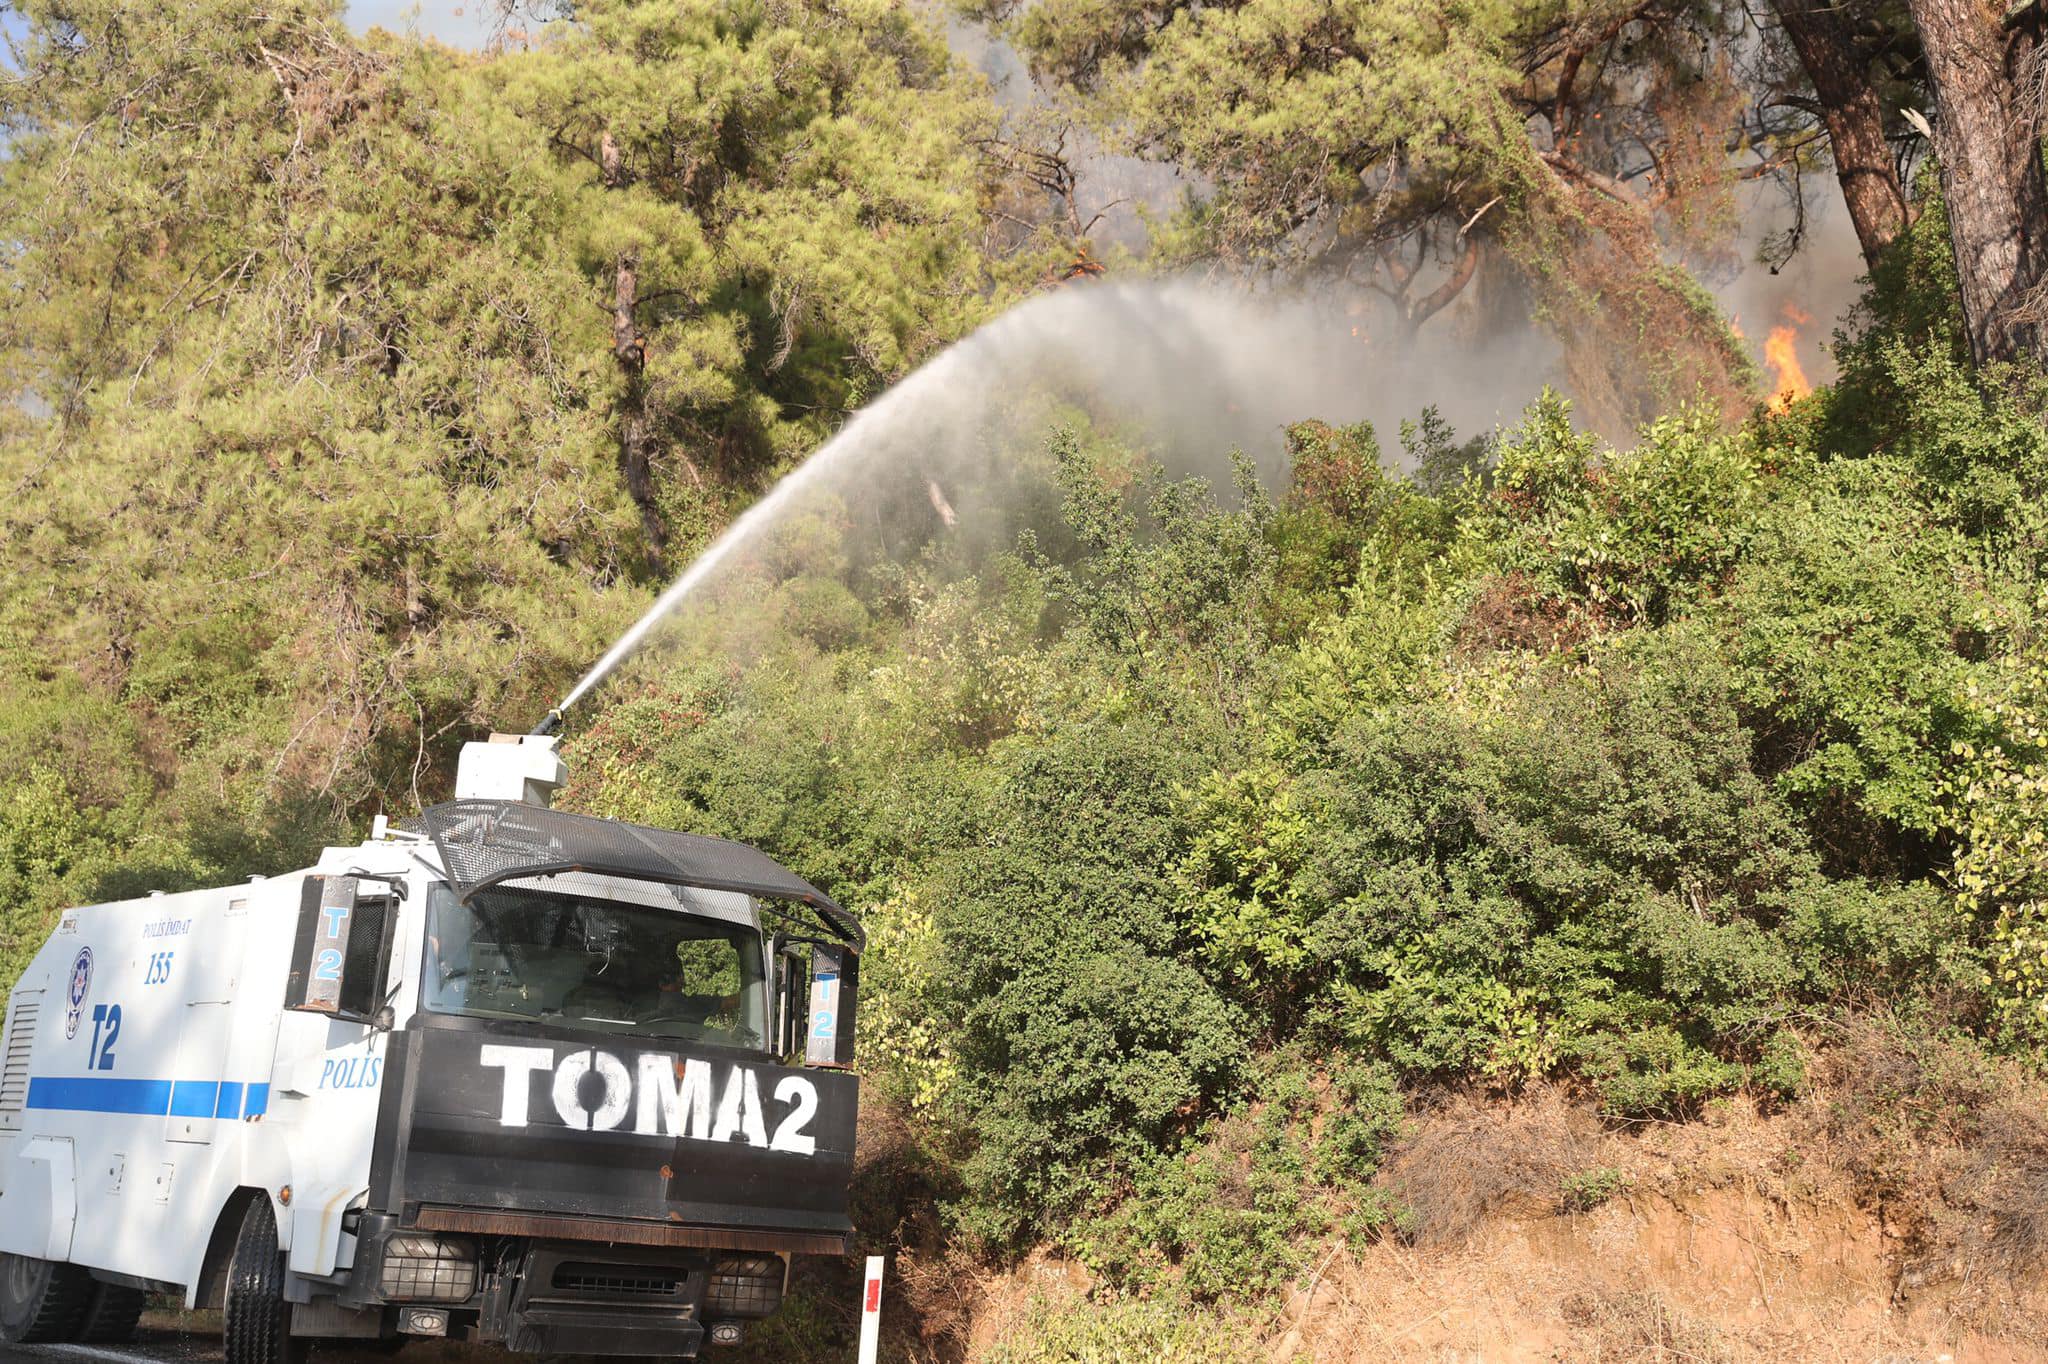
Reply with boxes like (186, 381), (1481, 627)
(1762, 305), (1812, 410)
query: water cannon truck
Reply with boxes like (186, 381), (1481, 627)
(0, 733), (863, 1359)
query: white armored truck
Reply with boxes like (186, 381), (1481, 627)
(0, 735), (863, 1359)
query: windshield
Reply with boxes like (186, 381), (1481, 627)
(421, 883), (767, 1048)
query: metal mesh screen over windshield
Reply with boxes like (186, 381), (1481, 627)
(340, 889), (395, 1018)
(402, 799), (862, 949)
(420, 882), (768, 1047)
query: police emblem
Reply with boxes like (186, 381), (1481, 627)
(64, 945), (93, 1040)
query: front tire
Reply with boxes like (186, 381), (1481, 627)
(0, 1252), (93, 1343)
(223, 1199), (306, 1364)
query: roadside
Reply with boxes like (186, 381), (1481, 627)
(884, 1028), (2048, 1363)
(0, 1312), (562, 1364)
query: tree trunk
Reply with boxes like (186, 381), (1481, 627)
(1904, 0), (2048, 365)
(1772, 0), (1909, 270)
(1405, 234), (1479, 332)
(601, 130), (666, 556)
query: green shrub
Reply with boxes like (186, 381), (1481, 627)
(1475, 395), (1766, 630)
(1069, 1052), (1401, 1300)
(1949, 619), (2048, 1046)
(932, 713), (1250, 1247)
(1181, 633), (1830, 1112)
(1560, 1165), (1632, 1213)
(1265, 418), (1465, 633)
(1717, 452), (1995, 849)
(535, 363), (2044, 1273)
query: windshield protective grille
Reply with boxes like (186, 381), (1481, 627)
(403, 800), (861, 949)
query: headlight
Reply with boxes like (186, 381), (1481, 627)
(377, 1234), (478, 1303)
(705, 1255), (784, 1318)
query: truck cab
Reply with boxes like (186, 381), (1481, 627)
(0, 735), (862, 1360)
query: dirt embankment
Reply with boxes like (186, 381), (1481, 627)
(1270, 1087), (2043, 1362)
(891, 1024), (2048, 1363)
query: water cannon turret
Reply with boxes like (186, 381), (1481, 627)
(455, 732), (567, 807)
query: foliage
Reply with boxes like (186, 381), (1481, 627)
(1476, 397), (1767, 630)
(979, 0), (1775, 426)
(1819, 168), (1971, 459)
(0, 0), (1002, 968)
(1028, 428), (1277, 707)
(855, 890), (960, 1111)
(979, 1291), (1257, 1364)
(555, 337), (2026, 1269)
(930, 711), (1250, 1247)
(1264, 417), (1467, 637)
(1069, 1052), (1402, 1299)
(1559, 1165), (1632, 1213)
(1950, 612), (2048, 1043)
(1715, 452), (1986, 849)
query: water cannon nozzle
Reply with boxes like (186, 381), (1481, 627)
(530, 708), (564, 738)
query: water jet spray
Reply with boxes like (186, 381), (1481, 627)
(532, 279), (1557, 730)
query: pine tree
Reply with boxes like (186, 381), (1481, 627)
(0, 0), (1000, 869)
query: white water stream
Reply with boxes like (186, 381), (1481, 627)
(546, 279), (1555, 721)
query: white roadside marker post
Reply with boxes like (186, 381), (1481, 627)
(857, 1254), (885, 1364)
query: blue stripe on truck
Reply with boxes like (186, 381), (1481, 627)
(26, 1077), (174, 1114)
(168, 1080), (218, 1118)
(26, 1075), (270, 1118)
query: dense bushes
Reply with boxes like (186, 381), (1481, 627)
(931, 715), (1250, 1244)
(1070, 1051), (1402, 1298)
(544, 322), (2046, 1292)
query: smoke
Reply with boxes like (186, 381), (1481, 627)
(553, 277), (1559, 711)
(558, 177), (1876, 710)
(550, 124), (1883, 713)
(944, 13), (1195, 258)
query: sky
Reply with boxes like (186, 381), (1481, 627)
(347, 0), (501, 47)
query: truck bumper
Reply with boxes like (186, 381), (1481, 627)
(479, 1241), (712, 1357)
(494, 1301), (706, 1357)
(348, 1218), (768, 1358)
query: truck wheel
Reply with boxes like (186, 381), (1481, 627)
(0, 1252), (93, 1343)
(77, 1281), (148, 1343)
(223, 1199), (306, 1364)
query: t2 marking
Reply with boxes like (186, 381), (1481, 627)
(88, 1003), (122, 1070)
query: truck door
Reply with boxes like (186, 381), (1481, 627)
(271, 875), (404, 1277)
(165, 897), (242, 1145)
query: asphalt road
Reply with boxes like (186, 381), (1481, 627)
(0, 1332), (427, 1364)
(0, 1328), (222, 1364)
(0, 1317), (549, 1364)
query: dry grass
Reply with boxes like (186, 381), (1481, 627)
(890, 1246), (996, 1364)
(1559, 1287), (1740, 1363)
(1217, 1058), (2048, 1363)
(1798, 1015), (2048, 1342)
(1378, 1085), (1606, 1246)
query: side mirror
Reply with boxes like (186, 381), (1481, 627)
(804, 943), (859, 1069)
(285, 875), (397, 1023)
